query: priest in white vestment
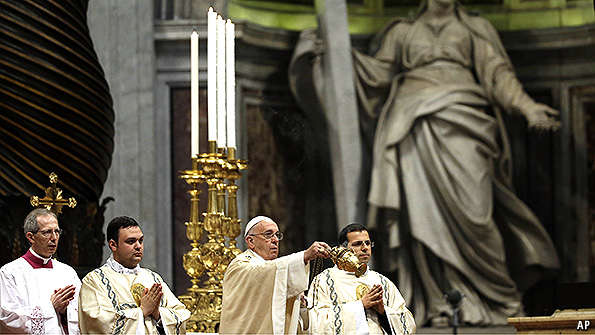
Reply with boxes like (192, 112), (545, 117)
(308, 224), (416, 335)
(219, 215), (331, 335)
(79, 216), (190, 334)
(0, 208), (81, 335)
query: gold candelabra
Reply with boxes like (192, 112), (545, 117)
(178, 141), (247, 333)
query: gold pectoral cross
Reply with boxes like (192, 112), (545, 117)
(131, 283), (146, 307)
(30, 172), (77, 214)
(356, 284), (370, 300)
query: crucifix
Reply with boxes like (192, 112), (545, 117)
(30, 172), (77, 214)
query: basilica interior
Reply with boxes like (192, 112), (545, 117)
(0, 0), (593, 330)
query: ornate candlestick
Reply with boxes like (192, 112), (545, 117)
(179, 141), (247, 332)
(223, 147), (247, 261)
(178, 157), (207, 326)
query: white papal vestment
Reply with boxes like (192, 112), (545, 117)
(79, 257), (190, 335)
(308, 267), (416, 335)
(219, 249), (310, 335)
(0, 250), (81, 334)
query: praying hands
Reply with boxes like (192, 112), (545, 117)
(140, 283), (163, 319)
(51, 284), (76, 315)
(361, 284), (385, 315)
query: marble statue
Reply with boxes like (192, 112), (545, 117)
(289, 0), (560, 325)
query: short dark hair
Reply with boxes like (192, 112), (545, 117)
(338, 223), (368, 246)
(106, 216), (140, 244)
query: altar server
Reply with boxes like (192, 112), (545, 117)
(79, 216), (190, 334)
(0, 208), (81, 334)
(308, 224), (416, 334)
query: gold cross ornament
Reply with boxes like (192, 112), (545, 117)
(30, 172), (77, 214)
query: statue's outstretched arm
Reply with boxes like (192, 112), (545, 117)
(471, 18), (560, 131)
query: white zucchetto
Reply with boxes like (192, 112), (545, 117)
(244, 215), (276, 237)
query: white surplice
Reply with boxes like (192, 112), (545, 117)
(78, 256), (190, 335)
(0, 251), (81, 335)
(219, 249), (310, 335)
(307, 267), (416, 335)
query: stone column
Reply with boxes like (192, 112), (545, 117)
(87, 1), (170, 282)
(314, 0), (366, 229)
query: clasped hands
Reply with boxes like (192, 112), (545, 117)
(140, 283), (163, 320)
(361, 284), (385, 315)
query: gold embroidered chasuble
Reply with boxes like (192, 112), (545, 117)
(219, 249), (310, 335)
(78, 260), (190, 334)
(308, 267), (416, 335)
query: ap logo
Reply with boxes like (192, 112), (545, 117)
(577, 320), (591, 331)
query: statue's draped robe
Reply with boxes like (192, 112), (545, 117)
(79, 260), (190, 335)
(290, 8), (559, 325)
(220, 249), (309, 335)
(354, 12), (560, 325)
(0, 251), (81, 334)
(308, 267), (415, 335)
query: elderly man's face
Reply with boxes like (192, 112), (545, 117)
(26, 214), (60, 258)
(246, 220), (280, 260)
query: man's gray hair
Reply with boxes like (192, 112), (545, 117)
(24, 208), (57, 234)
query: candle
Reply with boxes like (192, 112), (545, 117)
(225, 20), (236, 149)
(207, 7), (217, 143)
(216, 15), (226, 148)
(190, 30), (199, 157)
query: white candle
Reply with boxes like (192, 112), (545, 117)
(216, 15), (226, 148)
(225, 20), (236, 149)
(190, 30), (199, 157)
(207, 7), (217, 143)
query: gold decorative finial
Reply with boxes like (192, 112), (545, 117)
(30, 172), (77, 214)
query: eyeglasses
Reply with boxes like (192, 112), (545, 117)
(35, 228), (63, 238)
(348, 240), (375, 248)
(249, 231), (284, 240)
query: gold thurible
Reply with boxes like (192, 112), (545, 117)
(178, 142), (247, 333)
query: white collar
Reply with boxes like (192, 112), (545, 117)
(29, 248), (52, 264)
(106, 255), (140, 275)
(333, 265), (370, 277)
(247, 249), (265, 264)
